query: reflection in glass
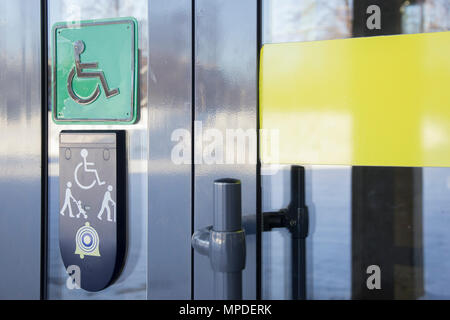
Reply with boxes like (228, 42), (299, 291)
(263, 0), (449, 44)
(261, 0), (450, 300)
(262, 165), (351, 299)
(263, 0), (352, 43)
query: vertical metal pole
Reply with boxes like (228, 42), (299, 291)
(291, 166), (307, 300)
(213, 179), (242, 300)
(214, 272), (242, 300)
(194, 0), (257, 299)
(292, 238), (306, 300)
(40, 0), (48, 300)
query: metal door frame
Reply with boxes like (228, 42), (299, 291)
(147, 0), (193, 299)
(16, 0), (260, 300)
(192, 0), (260, 299)
(148, 0), (260, 299)
(0, 0), (46, 299)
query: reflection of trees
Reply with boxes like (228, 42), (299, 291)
(423, 0), (450, 32)
(402, 0), (449, 34)
(265, 0), (449, 43)
(58, 0), (147, 25)
(266, 0), (352, 42)
(287, 0), (352, 40)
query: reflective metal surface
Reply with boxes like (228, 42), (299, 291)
(47, 0), (149, 299)
(194, 0), (258, 299)
(0, 0), (42, 300)
(192, 179), (246, 300)
(147, 0), (192, 299)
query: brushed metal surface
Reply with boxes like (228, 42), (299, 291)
(0, 0), (42, 299)
(147, 0), (192, 299)
(194, 0), (258, 299)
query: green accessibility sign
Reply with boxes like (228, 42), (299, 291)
(52, 17), (138, 124)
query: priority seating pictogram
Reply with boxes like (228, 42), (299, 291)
(67, 40), (119, 105)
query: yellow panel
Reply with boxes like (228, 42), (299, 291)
(260, 32), (450, 167)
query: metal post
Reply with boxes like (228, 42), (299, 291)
(191, 178), (246, 300)
(212, 179), (243, 300)
(290, 166), (307, 300)
(213, 179), (242, 232)
(261, 166), (309, 300)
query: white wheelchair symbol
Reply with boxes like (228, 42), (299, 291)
(74, 149), (105, 190)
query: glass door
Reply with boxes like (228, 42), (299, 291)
(260, 0), (450, 300)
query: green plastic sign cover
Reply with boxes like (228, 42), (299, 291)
(52, 17), (138, 124)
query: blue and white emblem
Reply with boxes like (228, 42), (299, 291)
(75, 222), (101, 259)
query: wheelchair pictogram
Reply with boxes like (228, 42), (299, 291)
(74, 148), (105, 190)
(67, 40), (119, 105)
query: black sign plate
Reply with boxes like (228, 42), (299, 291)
(59, 130), (126, 291)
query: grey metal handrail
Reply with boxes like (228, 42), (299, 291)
(191, 178), (246, 300)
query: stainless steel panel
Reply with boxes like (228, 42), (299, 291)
(0, 0), (42, 299)
(194, 0), (258, 299)
(147, 0), (192, 299)
(47, 0), (149, 299)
